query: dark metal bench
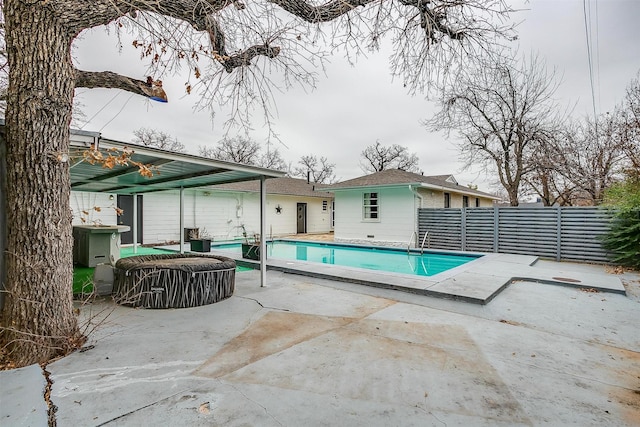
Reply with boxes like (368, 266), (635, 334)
(113, 253), (236, 309)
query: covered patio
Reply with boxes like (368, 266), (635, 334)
(68, 128), (286, 287)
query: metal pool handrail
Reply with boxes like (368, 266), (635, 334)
(407, 231), (417, 253)
(408, 231), (430, 254)
(420, 231), (430, 255)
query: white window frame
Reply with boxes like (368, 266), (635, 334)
(363, 192), (380, 221)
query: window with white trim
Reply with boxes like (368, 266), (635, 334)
(322, 200), (328, 211)
(363, 192), (379, 220)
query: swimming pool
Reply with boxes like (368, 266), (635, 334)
(211, 240), (480, 277)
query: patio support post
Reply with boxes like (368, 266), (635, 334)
(133, 193), (138, 254)
(179, 187), (185, 254)
(260, 176), (267, 287)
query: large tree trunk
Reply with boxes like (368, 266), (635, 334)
(1, 1), (82, 366)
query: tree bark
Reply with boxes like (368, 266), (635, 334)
(1, 1), (82, 366)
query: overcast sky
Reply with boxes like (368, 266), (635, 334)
(72, 0), (640, 193)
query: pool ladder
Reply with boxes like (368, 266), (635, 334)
(408, 231), (430, 254)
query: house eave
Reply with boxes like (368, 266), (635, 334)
(327, 182), (499, 200)
(415, 183), (501, 200)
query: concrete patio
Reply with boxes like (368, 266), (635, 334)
(2, 260), (639, 426)
(195, 239), (627, 304)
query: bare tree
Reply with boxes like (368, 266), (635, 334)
(132, 127), (186, 152)
(555, 115), (626, 205)
(360, 141), (420, 173)
(524, 71), (639, 206)
(0, 0), (514, 367)
(521, 129), (579, 206)
(199, 136), (261, 164)
(292, 155), (337, 184)
(426, 53), (563, 206)
(620, 70), (640, 171)
(258, 146), (288, 171)
(199, 137), (288, 169)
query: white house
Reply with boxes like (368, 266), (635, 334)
(324, 169), (498, 247)
(71, 177), (334, 245)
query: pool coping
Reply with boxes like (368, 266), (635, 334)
(156, 242), (627, 305)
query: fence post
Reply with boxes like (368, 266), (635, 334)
(461, 208), (466, 251)
(556, 207), (562, 261)
(493, 205), (499, 253)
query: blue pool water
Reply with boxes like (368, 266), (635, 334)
(211, 241), (480, 277)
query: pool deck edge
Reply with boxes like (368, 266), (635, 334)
(157, 244), (627, 305)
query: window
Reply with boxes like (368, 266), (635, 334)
(363, 192), (379, 220)
(475, 197), (480, 207)
(322, 200), (328, 211)
(444, 192), (451, 208)
(463, 195), (469, 208)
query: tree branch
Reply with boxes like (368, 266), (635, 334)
(398, 0), (465, 41)
(220, 45), (281, 72)
(74, 70), (167, 101)
(268, 0), (373, 23)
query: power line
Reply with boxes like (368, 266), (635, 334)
(582, 0), (599, 124)
(594, 0), (601, 109)
(99, 93), (135, 132)
(78, 91), (121, 130)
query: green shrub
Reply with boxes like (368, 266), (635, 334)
(602, 176), (640, 269)
(601, 210), (640, 269)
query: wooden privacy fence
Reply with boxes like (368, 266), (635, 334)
(417, 207), (615, 263)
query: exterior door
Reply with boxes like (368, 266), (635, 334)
(117, 195), (143, 244)
(296, 203), (307, 234)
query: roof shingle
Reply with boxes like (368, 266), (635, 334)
(325, 169), (496, 198)
(213, 177), (333, 198)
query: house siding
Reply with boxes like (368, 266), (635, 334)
(70, 191), (117, 226)
(334, 187), (417, 246)
(69, 188), (332, 244)
(417, 188), (494, 208)
(332, 185), (495, 246)
(229, 193), (332, 238)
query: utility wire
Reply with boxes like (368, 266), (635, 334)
(594, 0), (601, 109)
(78, 91), (121, 130)
(583, 0), (599, 129)
(99, 93), (135, 132)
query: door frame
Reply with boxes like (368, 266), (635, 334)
(296, 202), (307, 234)
(117, 195), (143, 244)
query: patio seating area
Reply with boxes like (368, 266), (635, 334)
(114, 253), (236, 309)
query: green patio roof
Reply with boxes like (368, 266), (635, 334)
(69, 129), (286, 195)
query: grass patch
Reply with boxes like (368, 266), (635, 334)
(74, 246), (249, 293)
(73, 267), (95, 294)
